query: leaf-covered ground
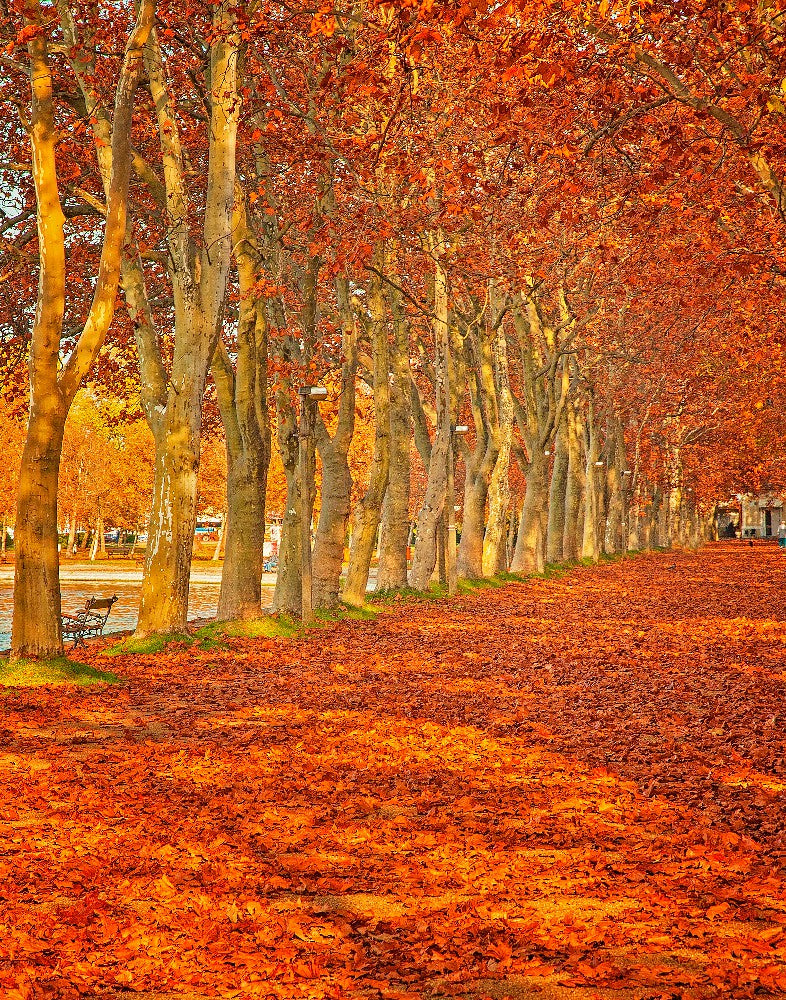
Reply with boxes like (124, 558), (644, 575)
(2, 541), (785, 999)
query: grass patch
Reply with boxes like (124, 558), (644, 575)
(311, 603), (380, 626)
(195, 614), (301, 644)
(103, 633), (193, 657)
(373, 585), (426, 603)
(341, 603), (379, 621)
(0, 656), (120, 688)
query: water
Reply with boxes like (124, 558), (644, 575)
(0, 570), (277, 651)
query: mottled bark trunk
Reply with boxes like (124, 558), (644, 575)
(410, 241), (451, 591)
(510, 456), (548, 573)
(546, 415), (569, 564)
(212, 230), (271, 620)
(98, 513), (107, 559)
(219, 462), (266, 619)
(311, 277), (357, 608)
(458, 459), (487, 579)
(603, 417), (625, 555)
(344, 270), (390, 606)
(272, 393), (303, 617)
(12, 408), (66, 658)
(212, 515), (225, 561)
(481, 313), (514, 576)
(132, 13), (239, 633)
(562, 399), (584, 561)
(273, 474), (303, 617)
(66, 506), (77, 556)
(312, 445), (352, 609)
(377, 283), (412, 592)
(11, 0), (152, 660)
(582, 415), (600, 562)
(136, 393), (202, 635)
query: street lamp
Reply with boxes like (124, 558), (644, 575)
(297, 385), (327, 622)
(446, 422), (468, 596)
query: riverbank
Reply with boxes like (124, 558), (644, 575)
(0, 567), (278, 652)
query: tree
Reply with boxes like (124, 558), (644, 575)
(5, 0), (153, 658)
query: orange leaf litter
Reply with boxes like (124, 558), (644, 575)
(2, 542), (785, 999)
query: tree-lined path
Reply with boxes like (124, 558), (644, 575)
(2, 543), (786, 998)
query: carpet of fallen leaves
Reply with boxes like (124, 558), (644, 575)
(2, 541), (786, 1000)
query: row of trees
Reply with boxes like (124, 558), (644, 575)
(1, 1), (784, 657)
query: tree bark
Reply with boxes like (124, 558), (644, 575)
(212, 202), (272, 620)
(546, 409), (569, 564)
(562, 396), (585, 561)
(410, 238), (452, 591)
(376, 271), (412, 591)
(12, 411), (66, 657)
(510, 455), (548, 573)
(581, 407), (601, 562)
(311, 278), (357, 609)
(344, 264), (391, 606)
(272, 389), (303, 617)
(12, 0), (152, 659)
(134, 16), (240, 634)
(212, 515), (225, 562)
(482, 307), (514, 576)
(136, 392), (203, 634)
(66, 505), (78, 557)
(603, 415), (625, 554)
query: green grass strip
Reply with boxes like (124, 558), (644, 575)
(0, 656), (121, 688)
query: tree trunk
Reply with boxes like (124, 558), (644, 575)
(510, 455), (548, 573)
(482, 312), (514, 576)
(376, 276), (412, 591)
(12, 410), (66, 658)
(458, 458), (488, 579)
(66, 506), (77, 557)
(212, 514), (225, 562)
(311, 276), (358, 609)
(135, 392), (202, 635)
(219, 462), (266, 620)
(562, 398), (584, 561)
(11, 0), (152, 660)
(98, 512), (107, 559)
(581, 412), (600, 562)
(128, 13), (239, 634)
(344, 266), (391, 606)
(546, 413), (569, 563)
(410, 239), (451, 591)
(272, 391), (303, 617)
(1, 511), (8, 562)
(603, 417), (625, 554)
(312, 442), (353, 609)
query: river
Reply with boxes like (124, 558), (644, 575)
(0, 566), (277, 652)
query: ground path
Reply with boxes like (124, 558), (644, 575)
(1, 542), (785, 999)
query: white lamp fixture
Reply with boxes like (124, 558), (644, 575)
(298, 385), (328, 399)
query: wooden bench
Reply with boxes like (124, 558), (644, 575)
(61, 596), (118, 649)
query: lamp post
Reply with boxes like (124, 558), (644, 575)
(298, 385), (327, 622)
(446, 424), (468, 596)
